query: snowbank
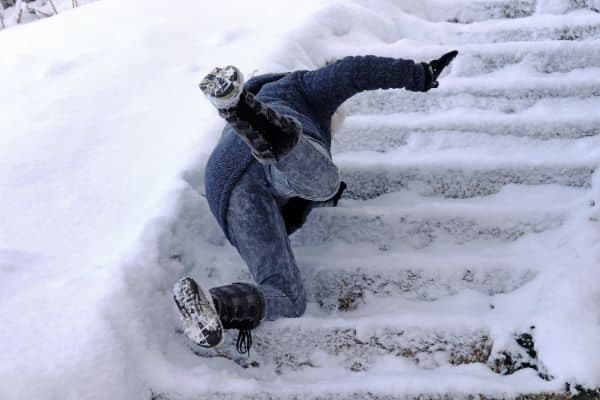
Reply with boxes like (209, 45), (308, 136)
(0, 0), (334, 398)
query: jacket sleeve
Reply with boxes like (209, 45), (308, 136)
(244, 73), (289, 94)
(298, 55), (429, 117)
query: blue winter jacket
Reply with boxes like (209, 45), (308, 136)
(204, 55), (429, 239)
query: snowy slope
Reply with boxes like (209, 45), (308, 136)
(0, 0), (99, 29)
(0, 1), (333, 398)
(2, 0), (600, 399)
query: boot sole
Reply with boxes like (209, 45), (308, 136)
(199, 65), (244, 109)
(173, 277), (224, 348)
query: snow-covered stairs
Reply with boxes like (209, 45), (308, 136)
(158, 1), (600, 399)
(338, 154), (593, 199)
(399, 0), (598, 23)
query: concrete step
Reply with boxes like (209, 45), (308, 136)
(186, 295), (497, 373)
(291, 185), (582, 248)
(447, 11), (600, 43)
(339, 166), (593, 200)
(343, 75), (600, 116)
(335, 115), (600, 152)
(154, 391), (590, 400)
(447, 40), (600, 76)
(398, 0), (596, 24)
(333, 138), (596, 199)
(155, 346), (572, 398)
(297, 241), (538, 312)
(366, 40), (600, 77)
(399, 0), (536, 23)
(164, 292), (560, 394)
(292, 206), (561, 248)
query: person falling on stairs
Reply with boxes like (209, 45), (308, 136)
(173, 51), (459, 355)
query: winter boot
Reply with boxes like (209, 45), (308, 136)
(199, 65), (301, 164)
(173, 277), (224, 348)
(209, 283), (266, 355)
(198, 65), (245, 110)
(174, 277), (266, 355)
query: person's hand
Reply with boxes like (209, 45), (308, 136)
(427, 50), (459, 89)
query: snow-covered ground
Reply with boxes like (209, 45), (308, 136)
(0, 0), (98, 29)
(1, 0), (600, 399)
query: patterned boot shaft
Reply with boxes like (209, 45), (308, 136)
(219, 91), (301, 164)
(209, 282), (266, 354)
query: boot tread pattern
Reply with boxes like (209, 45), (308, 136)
(174, 277), (223, 348)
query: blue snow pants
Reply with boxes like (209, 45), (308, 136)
(225, 134), (340, 320)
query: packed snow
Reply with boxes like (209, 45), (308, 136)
(1, 0), (599, 399)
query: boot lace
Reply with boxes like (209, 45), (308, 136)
(236, 329), (253, 355)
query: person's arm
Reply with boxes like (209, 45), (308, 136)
(298, 55), (430, 118)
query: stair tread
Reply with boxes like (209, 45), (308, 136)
(345, 97), (600, 121)
(365, 38), (600, 63)
(450, 9), (600, 42)
(253, 364), (559, 394)
(293, 186), (575, 247)
(344, 74), (600, 116)
(336, 184), (585, 212)
(452, 37), (600, 52)
(298, 239), (539, 267)
(425, 68), (600, 90)
(158, 362), (562, 399)
(334, 134), (600, 166)
(274, 290), (506, 328)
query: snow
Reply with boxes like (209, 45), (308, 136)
(0, 0), (333, 398)
(0, 0), (97, 29)
(1, 0), (600, 399)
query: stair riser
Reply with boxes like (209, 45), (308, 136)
(304, 267), (537, 312)
(408, 0), (596, 24)
(188, 326), (491, 374)
(344, 87), (600, 115)
(453, 45), (600, 76)
(334, 123), (598, 152)
(455, 22), (600, 43)
(154, 393), (585, 400)
(291, 212), (563, 248)
(338, 167), (593, 200)
(403, 0), (536, 23)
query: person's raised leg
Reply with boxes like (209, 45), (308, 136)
(199, 66), (300, 165)
(199, 65), (340, 202)
(265, 134), (340, 201)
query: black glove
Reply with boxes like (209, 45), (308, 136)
(425, 50), (458, 89)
